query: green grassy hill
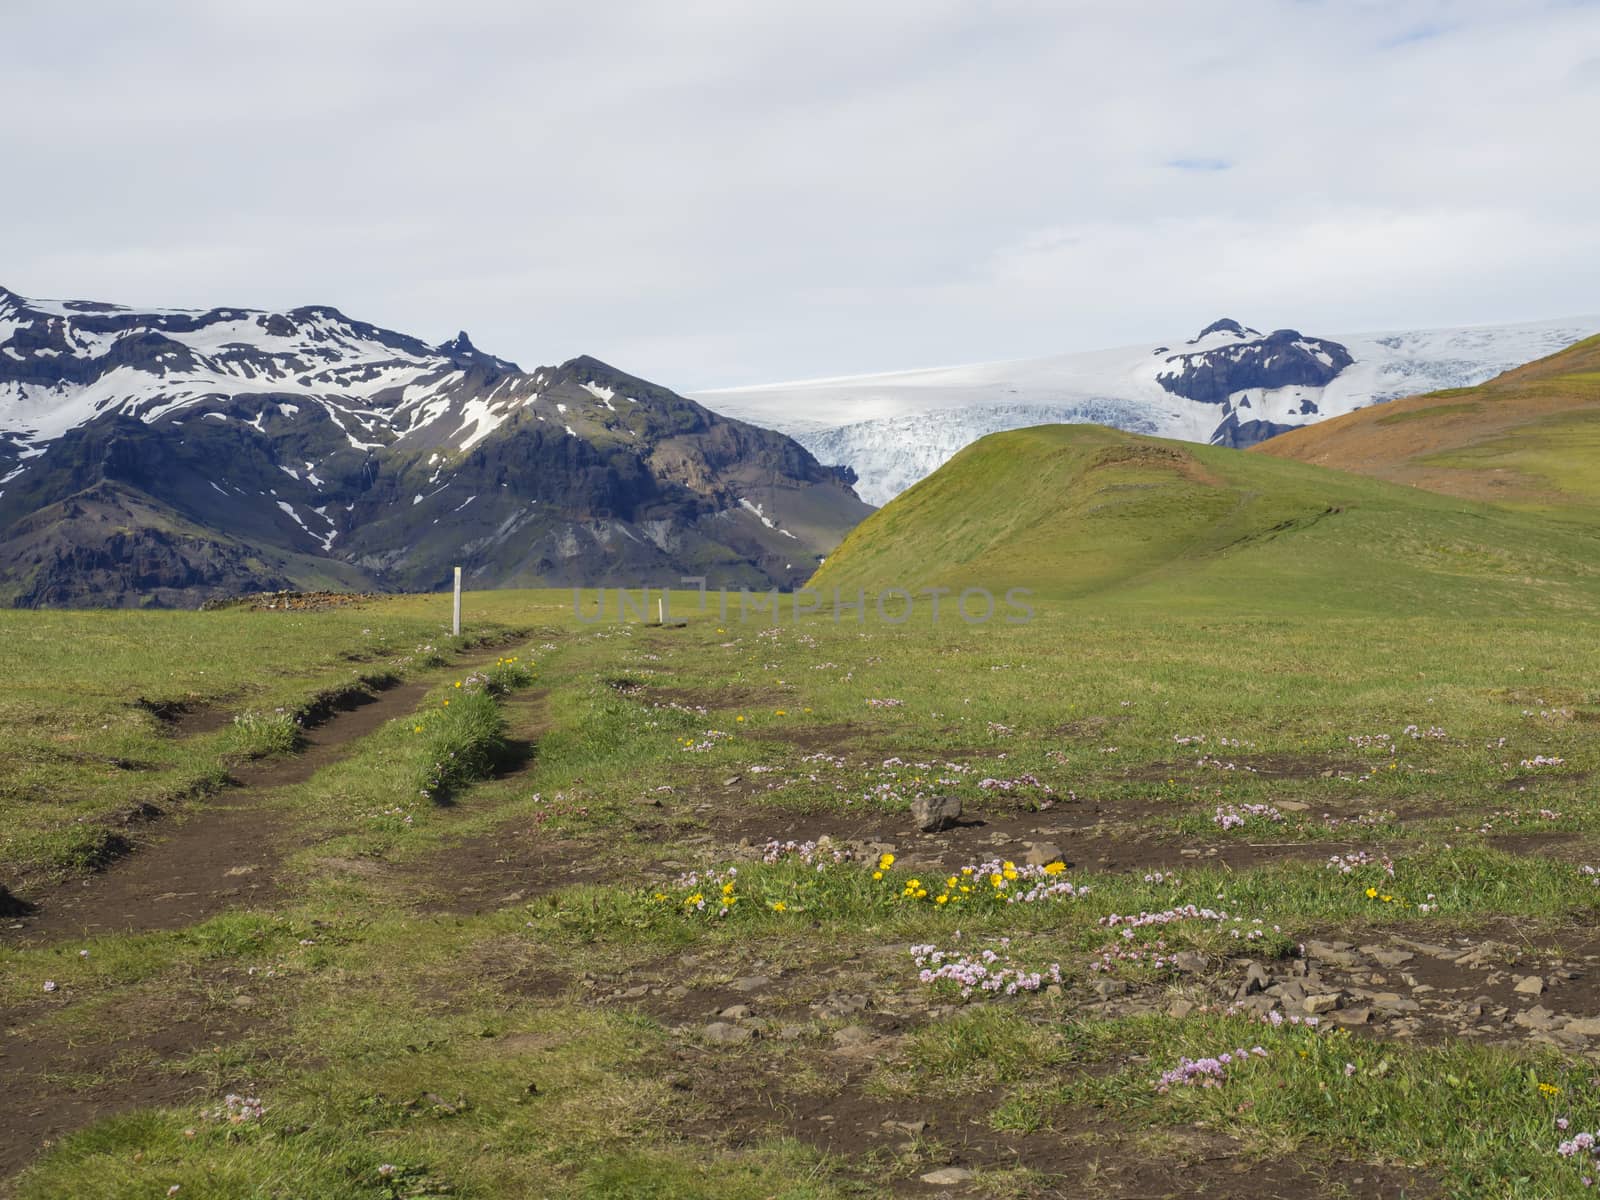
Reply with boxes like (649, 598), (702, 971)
(807, 422), (1600, 616)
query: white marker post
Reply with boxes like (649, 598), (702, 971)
(452, 566), (462, 637)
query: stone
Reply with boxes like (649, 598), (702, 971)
(1023, 842), (1064, 867)
(1513, 1005), (1562, 1031)
(813, 993), (872, 1018)
(920, 1168), (976, 1185)
(1092, 979), (1129, 1000)
(1370, 992), (1421, 1014)
(720, 1004), (752, 1020)
(728, 975), (771, 993)
(1565, 1017), (1600, 1038)
(883, 1119), (928, 1136)
(1455, 941), (1514, 968)
(1400, 940), (1458, 959)
(1331, 1006), (1373, 1026)
(1303, 993), (1343, 1015)
(1235, 995), (1277, 1017)
(1243, 962), (1273, 994)
(1173, 951), (1210, 974)
(1167, 998), (1198, 1019)
(832, 1024), (875, 1048)
(1276, 800), (1310, 812)
(1514, 975), (1547, 996)
(702, 1022), (753, 1046)
(1304, 940), (1362, 967)
(1368, 948), (1415, 968)
(911, 795), (962, 833)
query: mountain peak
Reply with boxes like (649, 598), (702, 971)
(433, 329), (521, 373)
(560, 353), (617, 374)
(1193, 318), (1259, 341)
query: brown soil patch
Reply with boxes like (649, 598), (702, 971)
(135, 696), (233, 737)
(202, 589), (377, 612)
(1484, 831), (1584, 857)
(0, 986), (259, 1183)
(408, 834), (601, 916)
(753, 721), (869, 753)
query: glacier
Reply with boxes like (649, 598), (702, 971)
(696, 316), (1600, 506)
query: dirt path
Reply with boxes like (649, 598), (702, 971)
(0, 647), (538, 1187)
(2, 646), (514, 947)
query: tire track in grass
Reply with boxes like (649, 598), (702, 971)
(1, 645), (524, 946)
(0, 650), (547, 1187)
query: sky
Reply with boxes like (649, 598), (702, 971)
(4, 0), (1599, 390)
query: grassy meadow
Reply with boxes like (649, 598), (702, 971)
(12, 348), (1600, 1196)
(3, 575), (1600, 1197)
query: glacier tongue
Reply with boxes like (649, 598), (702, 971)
(698, 315), (1600, 505)
(794, 402), (1163, 507)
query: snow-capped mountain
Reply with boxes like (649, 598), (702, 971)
(697, 316), (1600, 505)
(0, 285), (870, 607)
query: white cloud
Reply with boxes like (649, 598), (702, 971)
(1, 0), (1597, 389)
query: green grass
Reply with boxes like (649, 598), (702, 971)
(6, 507), (1600, 1198)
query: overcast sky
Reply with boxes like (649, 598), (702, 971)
(5, 0), (1598, 390)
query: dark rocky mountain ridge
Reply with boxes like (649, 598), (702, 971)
(0, 285), (872, 607)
